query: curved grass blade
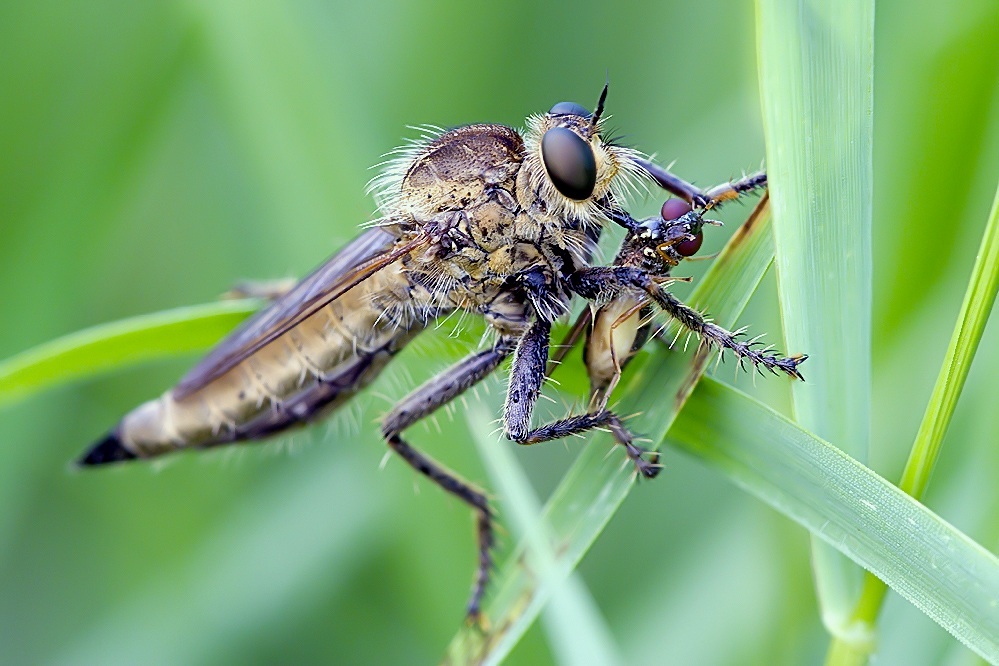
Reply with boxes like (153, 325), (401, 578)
(898, 183), (999, 500)
(444, 196), (776, 663)
(850, 181), (999, 631)
(756, 0), (875, 653)
(0, 300), (262, 407)
(668, 378), (999, 664)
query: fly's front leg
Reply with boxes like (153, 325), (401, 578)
(703, 171), (768, 206)
(634, 160), (767, 208)
(380, 338), (516, 622)
(568, 267), (807, 379)
(504, 318), (660, 478)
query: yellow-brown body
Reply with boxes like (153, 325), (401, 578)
(101, 116), (641, 460)
(119, 261), (433, 456)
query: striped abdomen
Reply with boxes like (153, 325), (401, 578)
(82, 263), (439, 463)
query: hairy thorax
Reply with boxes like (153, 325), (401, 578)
(387, 123), (598, 335)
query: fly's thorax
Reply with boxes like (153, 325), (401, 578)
(372, 104), (649, 255)
(371, 100), (646, 332)
(395, 124), (524, 221)
(396, 184), (577, 325)
(463, 196), (522, 252)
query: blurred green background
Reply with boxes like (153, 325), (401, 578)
(1, 1), (997, 664)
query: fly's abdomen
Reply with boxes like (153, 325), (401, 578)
(81, 264), (437, 464)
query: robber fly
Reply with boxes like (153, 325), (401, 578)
(76, 85), (804, 620)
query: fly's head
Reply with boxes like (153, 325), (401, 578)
(617, 200), (718, 275)
(520, 84), (649, 228)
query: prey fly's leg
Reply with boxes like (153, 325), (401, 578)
(503, 318), (661, 478)
(546, 307), (591, 376)
(597, 300), (647, 405)
(380, 337), (517, 622)
(568, 267), (807, 378)
(634, 161), (767, 208)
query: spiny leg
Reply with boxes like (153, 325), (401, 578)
(635, 161), (767, 208)
(503, 317), (659, 477)
(651, 290), (806, 378)
(568, 266), (807, 379)
(519, 410), (660, 479)
(380, 338), (516, 621)
(703, 171), (769, 206)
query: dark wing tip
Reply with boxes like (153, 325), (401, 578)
(78, 433), (138, 467)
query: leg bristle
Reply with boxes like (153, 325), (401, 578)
(78, 433), (137, 467)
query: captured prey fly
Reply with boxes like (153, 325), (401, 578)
(77, 85), (805, 620)
(548, 191), (806, 477)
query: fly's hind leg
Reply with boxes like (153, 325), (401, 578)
(503, 318), (660, 479)
(380, 338), (517, 622)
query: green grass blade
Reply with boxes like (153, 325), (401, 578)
(0, 300), (261, 406)
(851, 181), (999, 629)
(899, 183), (999, 499)
(668, 377), (999, 664)
(756, 0), (875, 647)
(445, 196), (776, 661)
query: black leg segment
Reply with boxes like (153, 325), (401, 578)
(380, 339), (515, 621)
(503, 317), (660, 478)
(518, 410), (661, 479)
(503, 318), (551, 441)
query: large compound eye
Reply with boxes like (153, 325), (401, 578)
(541, 127), (597, 200)
(548, 101), (591, 117)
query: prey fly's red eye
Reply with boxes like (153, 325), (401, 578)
(675, 231), (704, 257)
(661, 198), (691, 221)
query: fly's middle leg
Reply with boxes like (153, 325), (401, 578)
(503, 318), (551, 442)
(516, 410), (661, 479)
(380, 338), (516, 622)
(503, 318), (660, 478)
